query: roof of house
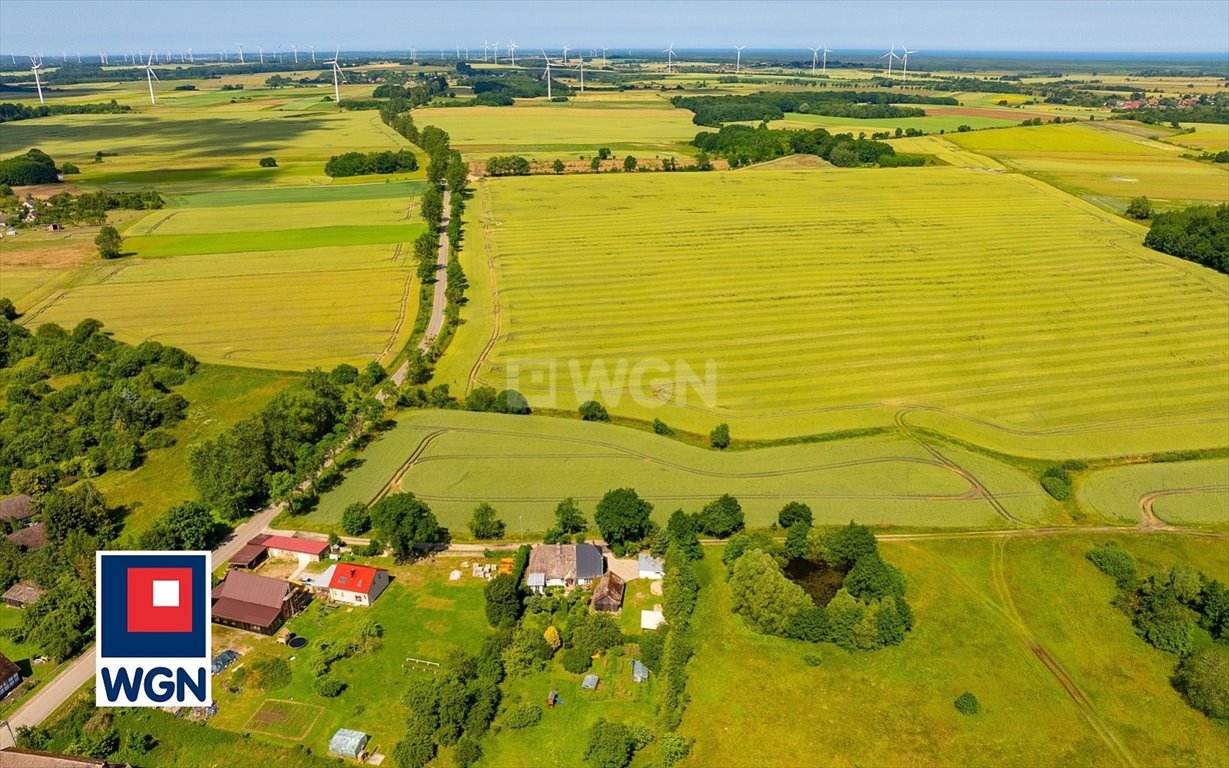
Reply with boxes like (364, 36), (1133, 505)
(329, 564), (382, 595)
(7, 523), (46, 550)
(2, 579), (46, 606)
(0, 748), (129, 767)
(211, 570), (292, 628)
(254, 534), (329, 556)
(0, 495), (34, 522)
(638, 553), (665, 575)
(591, 572), (625, 608)
(229, 543), (267, 568)
(0, 652), (20, 682)
(527, 543), (604, 582)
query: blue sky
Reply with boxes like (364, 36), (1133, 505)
(1, 0), (1226, 56)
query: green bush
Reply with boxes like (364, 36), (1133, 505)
(709, 422), (730, 449)
(1172, 646), (1229, 719)
(802, 653), (822, 667)
(1125, 195), (1152, 220)
(1086, 542), (1139, 590)
(579, 400), (610, 421)
(1040, 465), (1073, 500)
(954, 691), (980, 715)
(341, 502), (371, 535)
(314, 676), (346, 697)
(485, 155), (531, 176)
(503, 703), (543, 729)
(247, 656), (292, 691)
(258, 156), (278, 167)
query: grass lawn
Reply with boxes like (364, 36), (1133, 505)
(678, 534), (1229, 766)
(207, 555), (488, 757)
(0, 608), (69, 718)
(438, 169), (1227, 456)
(94, 364), (298, 536)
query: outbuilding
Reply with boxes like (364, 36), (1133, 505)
(253, 534), (330, 563)
(637, 553), (665, 580)
(211, 570), (309, 635)
(7, 523), (45, 551)
(328, 728), (370, 760)
(640, 609), (665, 631)
(591, 572), (625, 613)
(2, 580), (45, 609)
(0, 652), (21, 698)
(0, 495), (35, 527)
(632, 660), (650, 683)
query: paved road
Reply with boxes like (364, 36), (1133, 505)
(0, 505), (283, 746)
(417, 190), (452, 354)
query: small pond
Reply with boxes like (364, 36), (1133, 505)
(785, 558), (846, 606)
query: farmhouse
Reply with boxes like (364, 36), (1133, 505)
(0, 652), (21, 698)
(328, 564), (390, 606)
(525, 543), (605, 593)
(7, 523), (46, 551)
(211, 570), (309, 635)
(638, 553), (665, 580)
(0, 494), (34, 526)
(591, 571), (626, 613)
(2, 579), (45, 609)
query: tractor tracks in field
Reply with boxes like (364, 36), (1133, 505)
(1138, 485), (1229, 530)
(467, 180), (503, 392)
(373, 428), (453, 505)
(379, 244), (415, 362)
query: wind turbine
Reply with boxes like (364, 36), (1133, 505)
(822, 44), (830, 74)
(277, 45), (283, 63)
(258, 45), (264, 64)
(507, 42), (517, 66)
(189, 48), (194, 63)
(539, 51), (552, 99)
(601, 46), (608, 66)
(808, 46), (819, 76)
(61, 51), (67, 63)
(561, 44), (569, 64)
(482, 41), (489, 62)
(577, 53), (584, 92)
(165, 49), (171, 62)
(99, 50), (107, 65)
(76, 51), (81, 64)
(325, 47), (342, 104)
(492, 41), (499, 61)
(734, 45), (745, 73)
(143, 52), (158, 104)
(899, 46), (917, 83)
(880, 44), (899, 78)
(29, 56), (44, 105)
(219, 49), (226, 62)
(291, 44), (298, 64)
(235, 43), (245, 64)
(662, 43), (675, 73)
(455, 45), (460, 60)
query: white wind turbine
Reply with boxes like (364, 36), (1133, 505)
(808, 46), (819, 76)
(29, 56), (44, 104)
(310, 44), (316, 63)
(539, 50), (553, 98)
(822, 44), (830, 74)
(577, 53), (585, 92)
(325, 47), (343, 104)
(507, 42), (517, 66)
(734, 44), (745, 73)
(455, 45), (460, 59)
(491, 41), (499, 61)
(482, 41), (489, 62)
(76, 51), (81, 64)
(234, 43), (245, 63)
(561, 44), (569, 64)
(899, 45), (917, 83)
(601, 46), (608, 66)
(663, 42), (675, 73)
(258, 45), (264, 64)
(189, 48), (194, 63)
(880, 44), (899, 77)
(291, 44), (298, 64)
(143, 52), (158, 104)
(165, 49), (171, 62)
(99, 50), (107, 65)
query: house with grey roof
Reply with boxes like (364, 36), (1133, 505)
(526, 543), (605, 593)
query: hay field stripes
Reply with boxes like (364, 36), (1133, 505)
(1078, 459), (1229, 526)
(445, 169), (1229, 457)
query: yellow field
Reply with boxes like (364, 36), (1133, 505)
(1165, 123), (1229, 152)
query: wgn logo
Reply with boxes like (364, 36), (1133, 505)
(95, 551), (212, 707)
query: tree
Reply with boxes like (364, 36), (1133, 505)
(454, 737), (483, 768)
(1125, 196), (1152, 220)
(40, 482), (115, 544)
(585, 719), (637, 768)
(729, 549), (813, 636)
(465, 386), (498, 412)
(95, 225), (122, 259)
(341, 503), (371, 536)
(876, 597), (907, 645)
(697, 493), (743, 538)
(189, 417), (270, 520)
(543, 625), (562, 651)
(258, 156), (278, 167)
(824, 522), (878, 569)
(495, 389), (531, 415)
(579, 400), (609, 421)
(594, 488), (653, 547)
(709, 423), (730, 449)
(392, 716), (437, 768)
(552, 159), (565, 174)
(622, 155), (638, 172)
(666, 509), (702, 561)
(844, 554), (905, 601)
(369, 492), (447, 562)
(555, 497), (587, 534)
(0, 297), (16, 321)
(784, 520), (811, 559)
(825, 588), (864, 650)
(138, 501), (219, 550)
(778, 501), (813, 528)
(1173, 646), (1229, 718)
(1086, 541), (1139, 590)
(954, 691), (981, 715)
(468, 502), (506, 540)
(483, 574), (522, 627)
(787, 605), (829, 642)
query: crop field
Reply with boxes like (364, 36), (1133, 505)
(947, 121), (1229, 204)
(304, 410), (1056, 535)
(1165, 122), (1229, 152)
(414, 101), (703, 159)
(769, 111), (1019, 134)
(680, 534), (1229, 767)
(1078, 458), (1229, 526)
(438, 168), (1228, 458)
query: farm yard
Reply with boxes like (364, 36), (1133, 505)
(442, 168), (1228, 458)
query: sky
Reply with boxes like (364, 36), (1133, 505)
(1, 0), (1227, 57)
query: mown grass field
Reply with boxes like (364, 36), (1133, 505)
(679, 534), (1229, 767)
(440, 169), (1228, 458)
(947, 121), (1229, 205)
(1165, 122), (1229, 153)
(1078, 458), (1229, 526)
(302, 410), (1055, 535)
(208, 556), (486, 757)
(2, 89), (426, 369)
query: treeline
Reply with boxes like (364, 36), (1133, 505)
(0, 148), (62, 185)
(0, 61), (330, 86)
(0, 317), (196, 493)
(671, 91), (955, 126)
(1119, 105), (1229, 125)
(1086, 542), (1229, 719)
(188, 365), (388, 520)
(0, 100), (130, 123)
(323, 149), (419, 177)
(1143, 203), (1228, 274)
(2, 189), (164, 228)
(693, 125), (915, 168)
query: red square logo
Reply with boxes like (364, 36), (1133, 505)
(127, 567), (193, 633)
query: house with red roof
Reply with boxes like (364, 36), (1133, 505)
(228, 533), (330, 569)
(328, 564), (390, 607)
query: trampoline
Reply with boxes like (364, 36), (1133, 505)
(288, 636), (308, 649)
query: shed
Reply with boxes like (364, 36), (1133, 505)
(7, 523), (46, 551)
(640, 609), (665, 631)
(328, 728), (370, 759)
(638, 553), (665, 580)
(3, 580), (45, 609)
(632, 660), (650, 683)
(0, 495), (34, 524)
(591, 572), (625, 613)
(0, 652), (21, 698)
(228, 543), (268, 570)
(211, 570), (309, 635)
(210, 650), (241, 675)
(581, 674), (599, 690)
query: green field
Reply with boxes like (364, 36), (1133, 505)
(947, 122), (1229, 205)
(1078, 459), (1229, 526)
(679, 534), (1229, 766)
(1165, 123), (1229, 152)
(769, 111), (1019, 134)
(436, 169), (1228, 458)
(303, 409), (1056, 535)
